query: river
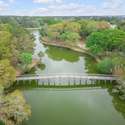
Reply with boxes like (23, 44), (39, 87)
(33, 30), (90, 74)
(21, 30), (125, 125)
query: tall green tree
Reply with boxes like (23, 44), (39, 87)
(59, 31), (81, 43)
(96, 58), (113, 74)
(0, 31), (12, 59)
(87, 29), (125, 55)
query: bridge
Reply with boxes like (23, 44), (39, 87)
(16, 73), (119, 86)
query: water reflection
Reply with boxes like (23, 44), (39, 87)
(112, 96), (125, 118)
(13, 80), (125, 125)
(84, 56), (97, 73)
(45, 46), (80, 62)
(108, 88), (125, 119)
(32, 30), (88, 74)
(22, 87), (125, 125)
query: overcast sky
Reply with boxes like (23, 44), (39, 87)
(0, 0), (125, 16)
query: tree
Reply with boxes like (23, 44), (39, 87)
(40, 24), (48, 37)
(87, 29), (125, 55)
(59, 31), (81, 43)
(0, 90), (31, 125)
(79, 20), (110, 37)
(0, 31), (12, 59)
(96, 58), (113, 74)
(64, 22), (81, 32)
(20, 52), (32, 65)
(0, 20), (33, 125)
(49, 22), (65, 33)
(0, 23), (34, 66)
(0, 59), (16, 88)
(117, 20), (125, 31)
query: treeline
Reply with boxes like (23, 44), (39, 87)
(0, 20), (34, 125)
(1, 16), (125, 29)
(0, 16), (63, 28)
(40, 19), (111, 47)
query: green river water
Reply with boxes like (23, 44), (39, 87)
(19, 30), (125, 125)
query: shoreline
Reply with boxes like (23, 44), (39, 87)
(41, 38), (99, 62)
(16, 58), (40, 76)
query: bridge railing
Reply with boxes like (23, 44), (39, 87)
(16, 73), (119, 78)
(15, 73), (119, 86)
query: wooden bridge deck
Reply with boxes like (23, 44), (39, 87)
(16, 73), (118, 81)
(15, 74), (119, 86)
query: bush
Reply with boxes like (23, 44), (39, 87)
(96, 58), (113, 74)
(20, 52), (32, 65)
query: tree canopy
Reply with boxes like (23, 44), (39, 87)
(0, 59), (16, 88)
(59, 31), (80, 43)
(0, 90), (31, 125)
(0, 20), (33, 125)
(87, 29), (125, 55)
(96, 58), (113, 74)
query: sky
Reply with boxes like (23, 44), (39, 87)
(0, 0), (125, 16)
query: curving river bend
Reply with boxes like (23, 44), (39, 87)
(21, 30), (125, 125)
(33, 30), (90, 74)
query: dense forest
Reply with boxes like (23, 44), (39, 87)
(0, 18), (34, 125)
(1, 16), (125, 125)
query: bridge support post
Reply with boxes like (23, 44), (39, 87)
(85, 79), (87, 86)
(42, 79), (44, 86)
(53, 78), (56, 86)
(48, 78), (50, 86)
(16, 80), (19, 85)
(96, 79), (99, 86)
(59, 77), (61, 86)
(79, 78), (82, 86)
(104, 80), (107, 87)
(35, 79), (39, 85)
(23, 80), (25, 84)
(73, 78), (76, 86)
(90, 79), (93, 87)
(29, 80), (31, 84)
(68, 78), (70, 86)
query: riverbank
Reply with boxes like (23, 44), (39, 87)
(41, 37), (99, 62)
(16, 58), (40, 76)
(112, 79), (125, 101)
